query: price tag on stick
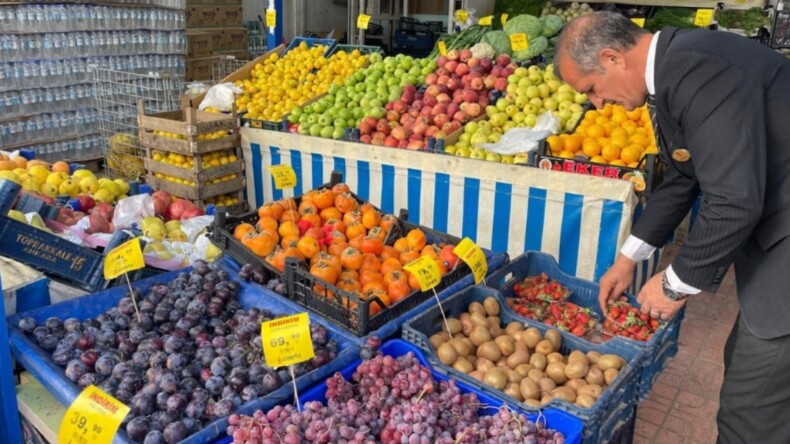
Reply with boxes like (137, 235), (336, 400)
(509, 33), (528, 52)
(266, 8), (276, 28)
(357, 14), (371, 30)
(58, 385), (130, 444)
(631, 18), (645, 28)
(455, 9), (468, 23)
(694, 9), (714, 27)
(268, 164), (297, 190)
(501, 13), (509, 27)
(261, 313), (315, 411)
(453, 237), (488, 285)
(437, 40), (447, 56)
(479, 15), (493, 26)
(404, 257), (453, 338)
(104, 238), (145, 322)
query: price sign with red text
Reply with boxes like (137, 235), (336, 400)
(59, 385), (130, 444)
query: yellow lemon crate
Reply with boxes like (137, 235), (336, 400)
(145, 172), (246, 204)
(143, 146), (244, 183)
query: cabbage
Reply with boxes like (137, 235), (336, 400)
(540, 15), (564, 37)
(482, 30), (512, 55)
(503, 14), (542, 40)
(513, 36), (548, 61)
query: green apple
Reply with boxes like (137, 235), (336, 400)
(512, 112), (526, 124)
(485, 151), (502, 162)
(526, 86), (540, 99)
(501, 155), (515, 164)
(309, 123), (322, 137)
(320, 126), (334, 138)
(470, 148), (486, 160)
(445, 145), (458, 155)
(514, 152), (531, 164)
(455, 147), (471, 157)
(525, 114), (538, 127)
(332, 127), (345, 139)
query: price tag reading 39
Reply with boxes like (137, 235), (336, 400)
(453, 237), (488, 284)
(404, 256), (441, 292)
(694, 9), (714, 27)
(265, 9), (276, 28)
(58, 385), (130, 444)
(103, 238), (145, 280)
(509, 33), (528, 52)
(357, 14), (371, 30)
(261, 313), (315, 368)
(268, 164), (297, 190)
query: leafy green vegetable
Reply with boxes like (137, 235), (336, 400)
(715, 7), (769, 36)
(493, 0), (544, 30)
(482, 30), (512, 55)
(513, 35), (548, 61)
(645, 8), (695, 32)
(540, 14), (564, 38)
(504, 14), (543, 40)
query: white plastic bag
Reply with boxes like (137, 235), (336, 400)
(113, 194), (155, 229)
(478, 112), (560, 155)
(180, 215), (214, 242)
(199, 83), (244, 112)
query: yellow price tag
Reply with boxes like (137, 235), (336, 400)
(265, 9), (276, 28)
(509, 33), (528, 52)
(438, 40), (447, 56)
(479, 15), (493, 26)
(103, 238), (144, 280)
(261, 313), (315, 368)
(453, 238), (488, 285)
(357, 14), (371, 30)
(403, 256), (441, 292)
(501, 13), (509, 27)
(455, 9), (468, 23)
(58, 385), (130, 444)
(631, 18), (645, 28)
(694, 9), (714, 27)
(268, 164), (297, 189)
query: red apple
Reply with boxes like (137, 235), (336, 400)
(386, 110), (400, 122)
(496, 54), (511, 67)
(447, 49), (460, 61)
(376, 120), (390, 135)
(494, 77), (508, 91)
(450, 121), (462, 131)
(426, 125), (441, 137)
(436, 67), (449, 77)
(460, 48), (472, 62)
(465, 103), (482, 117)
(420, 106), (432, 118)
(403, 84), (417, 95)
(371, 134), (385, 146)
(438, 84), (450, 94)
(412, 100), (423, 110)
(441, 121), (455, 133)
(471, 77), (484, 91)
(447, 77), (461, 91)
(437, 74), (450, 86)
(398, 139), (408, 148)
(478, 96), (490, 108)
(386, 101), (394, 111)
(424, 94), (438, 107)
(456, 63), (470, 76)
(413, 119), (428, 136)
(433, 113), (450, 127)
(431, 103), (447, 116)
(462, 89), (478, 103)
(359, 134), (372, 144)
(447, 103), (461, 118)
(445, 60), (458, 74)
(393, 100), (407, 113)
(453, 111), (469, 124)
(425, 85), (441, 97)
(437, 55), (448, 67)
(468, 57), (480, 68)
(484, 75), (497, 89)
(492, 66), (503, 77)
(359, 119), (374, 136)
(384, 136), (399, 147)
(406, 140), (424, 150)
(481, 57), (493, 71)
(502, 67), (515, 78)
(408, 108), (420, 118)
(436, 93), (451, 104)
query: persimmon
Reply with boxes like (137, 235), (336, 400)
(404, 269), (422, 290)
(332, 183), (350, 195)
(434, 257), (448, 276)
(304, 227), (324, 240)
(334, 192), (358, 214)
(283, 246), (306, 262)
(381, 245), (400, 261)
(368, 226), (386, 240)
(320, 207), (342, 223)
(439, 245), (460, 269)
(379, 257), (403, 275)
(359, 270), (383, 287)
(256, 216), (278, 232)
(399, 248), (420, 265)
(360, 235), (384, 256)
(379, 214), (399, 235)
(310, 261), (338, 285)
(242, 232), (276, 257)
(277, 198), (297, 213)
(301, 213), (322, 229)
(327, 230), (347, 245)
(258, 203), (283, 220)
(339, 270), (359, 281)
(383, 269), (407, 287)
(421, 244), (441, 260)
(312, 251), (341, 271)
(343, 210), (362, 225)
(393, 238), (409, 252)
(280, 209), (301, 223)
(281, 235), (300, 249)
(301, 190), (316, 203)
(233, 223), (255, 240)
(260, 228), (280, 244)
(361, 209), (381, 229)
(348, 234), (364, 251)
(359, 253), (381, 272)
(337, 278), (361, 293)
(267, 248), (286, 272)
(278, 220), (299, 238)
(387, 280), (411, 303)
(298, 200), (319, 215)
(359, 202), (375, 213)
(312, 189), (335, 209)
(362, 280), (387, 294)
(297, 236), (321, 259)
(406, 228), (427, 251)
(323, 219), (346, 235)
(327, 241), (348, 257)
(365, 289), (391, 316)
(340, 247), (363, 270)
(345, 221), (366, 240)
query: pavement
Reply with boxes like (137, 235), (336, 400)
(633, 244), (740, 444)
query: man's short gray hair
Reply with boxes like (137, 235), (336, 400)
(555, 11), (648, 79)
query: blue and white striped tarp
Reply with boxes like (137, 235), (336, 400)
(241, 130), (642, 285)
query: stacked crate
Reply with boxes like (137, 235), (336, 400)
(185, 0), (247, 80)
(138, 100), (246, 210)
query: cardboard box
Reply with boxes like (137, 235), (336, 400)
(186, 57), (215, 81)
(186, 31), (213, 58)
(218, 6), (243, 26)
(220, 27), (248, 50)
(187, 0), (240, 4)
(214, 49), (250, 60)
(190, 28), (224, 49)
(186, 6), (220, 28)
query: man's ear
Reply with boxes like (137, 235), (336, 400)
(598, 48), (626, 69)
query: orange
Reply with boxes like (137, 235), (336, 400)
(0, 160), (15, 171)
(598, 104), (613, 117)
(609, 127), (628, 139)
(610, 112), (627, 125)
(602, 144), (621, 162)
(627, 108), (643, 121)
(610, 135), (629, 148)
(620, 145), (643, 164)
(12, 157), (27, 169)
(582, 139), (601, 158)
(51, 161), (70, 174)
(629, 133), (650, 148)
(546, 135), (563, 153)
(586, 124), (605, 139)
(558, 150), (575, 159)
(564, 135), (582, 152)
(609, 159), (626, 166)
(627, 162), (640, 168)
(595, 116), (610, 127)
(584, 110), (599, 120)
(590, 155), (608, 164)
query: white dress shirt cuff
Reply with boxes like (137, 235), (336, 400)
(665, 265), (702, 295)
(619, 235), (657, 262)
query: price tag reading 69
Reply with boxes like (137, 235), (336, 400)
(58, 385), (130, 444)
(403, 256), (441, 292)
(261, 313), (315, 368)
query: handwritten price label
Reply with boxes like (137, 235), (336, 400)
(631, 18), (645, 28)
(404, 256), (441, 292)
(261, 313), (315, 368)
(694, 9), (713, 27)
(266, 9), (276, 27)
(501, 13), (509, 27)
(268, 164), (297, 189)
(58, 385), (130, 444)
(357, 14), (371, 30)
(509, 33), (528, 52)
(438, 40), (447, 56)
(479, 15), (493, 26)
(455, 9), (468, 23)
(103, 238), (144, 280)
(453, 238), (487, 284)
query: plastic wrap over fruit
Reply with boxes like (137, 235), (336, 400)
(478, 111), (560, 155)
(143, 234), (222, 270)
(113, 193), (155, 229)
(199, 83), (244, 112)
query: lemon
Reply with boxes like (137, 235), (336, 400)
(93, 189), (113, 203)
(114, 179), (130, 195)
(72, 169), (96, 180)
(0, 171), (20, 184)
(28, 165), (49, 182)
(46, 172), (68, 188)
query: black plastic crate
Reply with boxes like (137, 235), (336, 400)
(286, 213), (479, 337)
(398, 17), (443, 33)
(393, 29), (437, 51)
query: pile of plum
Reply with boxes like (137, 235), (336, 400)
(17, 260), (338, 444)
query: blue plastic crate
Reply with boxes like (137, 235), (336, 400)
(212, 340), (583, 444)
(486, 251), (684, 401)
(402, 285), (645, 444)
(6, 257), (360, 444)
(283, 37), (337, 57)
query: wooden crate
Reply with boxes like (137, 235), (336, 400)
(146, 174), (246, 201)
(137, 99), (239, 152)
(144, 155), (244, 183)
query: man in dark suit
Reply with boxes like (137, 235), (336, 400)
(555, 11), (790, 443)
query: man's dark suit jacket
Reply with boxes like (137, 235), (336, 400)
(630, 27), (790, 339)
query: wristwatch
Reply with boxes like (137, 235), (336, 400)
(662, 272), (689, 301)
